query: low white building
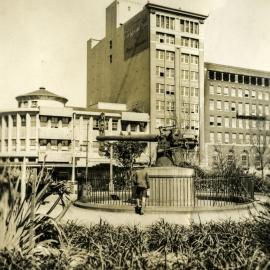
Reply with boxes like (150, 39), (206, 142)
(0, 87), (150, 181)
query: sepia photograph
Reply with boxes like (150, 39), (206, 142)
(0, 0), (270, 269)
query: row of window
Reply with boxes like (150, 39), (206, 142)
(156, 66), (175, 78)
(156, 15), (200, 35)
(181, 70), (199, 81)
(156, 118), (175, 128)
(208, 70), (270, 87)
(156, 50), (175, 61)
(209, 100), (269, 116)
(18, 100), (38, 108)
(181, 37), (199, 49)
(212, 152), (250, 168)
(181, 87), (199, 97)
(209, 132), (270, 145)
(1, 115), (36, 127)
(156, 32), (175, 44)
(181, 103), (199, 114)
(156, 100), (175, 112)
(181, 54), (199, 65)
(180, 120), (199, 131)
(209, 116), (270, 130)
(156, 83), (175, 95)
(209, 85), (270, 100)
(156, 15), (175, 30)
(180, 19), (199, 35)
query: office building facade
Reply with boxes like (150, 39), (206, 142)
(204, 62), (270, 172)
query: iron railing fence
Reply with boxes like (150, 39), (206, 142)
(78, 175), (254, 208)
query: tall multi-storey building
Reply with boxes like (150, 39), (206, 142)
(204, 63), (270, 172)
(87, 0), (208, 162)
(0, 87), (150, 180)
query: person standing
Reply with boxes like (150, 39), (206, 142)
(134, 168), (150, 215)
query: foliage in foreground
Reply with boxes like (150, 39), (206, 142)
(1, 215), (270, 269)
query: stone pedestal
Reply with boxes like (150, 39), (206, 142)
(145, 167), (195, 207)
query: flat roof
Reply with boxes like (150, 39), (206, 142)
(146, 3), (208, 20)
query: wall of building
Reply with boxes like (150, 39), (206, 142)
(87, 9), (151, 116)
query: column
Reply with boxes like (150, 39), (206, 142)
(8, 115), (12, 153)
(26, 113), (31, 152)
(108, 117), (112, 132)
(1, 116), (5, 153)
(16, 113), (20, 153)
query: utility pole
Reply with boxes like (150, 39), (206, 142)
(85, 121), (89, 185)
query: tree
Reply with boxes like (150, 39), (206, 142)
(251, 120), (270, 181)
(102, 141), (147, 184)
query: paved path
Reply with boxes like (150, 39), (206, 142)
(38, 195), (268, 227)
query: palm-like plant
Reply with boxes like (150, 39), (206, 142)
(0, 165), (69, 255)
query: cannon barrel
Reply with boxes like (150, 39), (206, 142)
(96, 134), (159, 142)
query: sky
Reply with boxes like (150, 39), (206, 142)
(1, 0), (270, 109)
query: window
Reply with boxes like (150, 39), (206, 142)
(181, 37), (189, 47)
(156, 14), (175, 29)
(245, 120), (249, 129)
(184, 103), (189, 113)
(251, 104), (256, 115)
(252, 120), (256, 129)
(224, 133), (230, 144)
(181, 53), (189, 64)
(238, 89), (243, 98)
(156, 66), (165, 77)
(30, 139), (36, 151)
(217, 116), (222, 126)
(224, 117), (230, 128)
(191, 71), (199, 81)
(265, 92), (269, 101)
(51, 117), (58, 128)
(190, 104), (199, 114)
(239, 134), (244, 144)
(210, 116), (214, 126)
(166, 101), (175, 111)
(156, 118), (164, 128)
(20, 139), (26, 151)
(210, 132), (214, 143)
(224, 101), (229, 111)
(156, 100), (165, 111)
(190, 87), (199, 97)
(109, 55), (112, 63)
(156, 49), (165, 60)
(156, 32), (164, 43)
(209, 100), (214, 111)
(232, 133), (237, 144)
(245, 134), (250, 144)
(217, 100), (222, 111)
(62, 117), (69, 127)
(231, 118), (236, 128)
(156, 83), (165, 94)
(109, 40), (112, 49)
(245, 104), (250, 115)
(166, 51), (175, 62)
(238, 119), (243, 129)
(255, 155), (261, 170)
(244, 89), (249, 98)
(21, 115), (26, 127)
(40, 116), (47, 127)
(216, 86), (221, 95)
(31, 101), (38, 108)
(238, 103), (243, 115)
(181, 20), (199, 34)
(217, 133), (222, 143)
(231, 88), (236, 97)
(51, 139), (57, 150)
(190, 38), (199, 48)
(224, 87), (229, 96)
(241, 154), (249, 168)
(181, 70), (189, 80)
(130, 123), (137, 132)
(251, 90), (256, 98)
(231, 102), (236, 112)
(265, 105), (269, 116)
(209, 85), (214, 95)
(166, 68), (175, 78)
(112, 120), (118, 131)
(258, 91), (263, 100)
(181, 86), (189, 96)
(166, 85), (175, 95)
(166, 34), (175, 44)
(190, 55), (199, 64)
(12, 139), (16, 151)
